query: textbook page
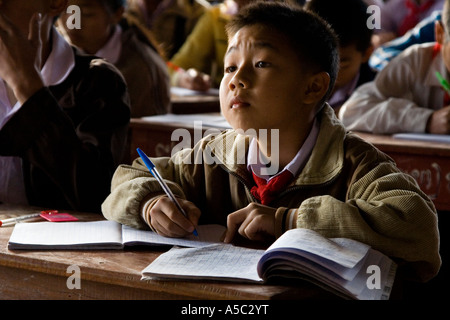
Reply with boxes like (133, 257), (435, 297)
(142, 244), (265, 283)
(122, 224), (226, 248)
(8, 221), (227, 250)
(8, 220), (123, 249)
(261, 228), (370, 269)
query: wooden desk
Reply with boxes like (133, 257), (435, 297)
(170, 95), (220, 114)
(169, 88), (220, 115)
(129, 114), (227, 160)
(0, 204), (335, 300)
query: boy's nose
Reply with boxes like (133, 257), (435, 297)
(229, 71), (248, 90)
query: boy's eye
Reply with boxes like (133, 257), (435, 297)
(225, 66), (237, 73)
(255, 61), (269, 68)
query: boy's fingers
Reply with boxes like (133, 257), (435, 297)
(152, 213), (187, 237)
(180, 199), (201, 226)
(223, 209), (246, 243)
(157, 196), (196, 234)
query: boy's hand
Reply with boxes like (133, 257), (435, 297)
(176, 68), (211, 92)
(0, 12), (44, 104)
(223, 203), (276, 243)
(149, 196), (201, 238)
(426, 106), (450, 134)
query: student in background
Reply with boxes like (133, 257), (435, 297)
(374, 0), (444, 47)
(369, 10), (441, 71)
(168, 0), (253, 91)
(126, 0), (210, 60)
(340, 0), (450, 135)
(102, 1), (440, 283)
(306, 0), (376, 113)
(59, 0), (170, 118)
(0, 0), (130, 212)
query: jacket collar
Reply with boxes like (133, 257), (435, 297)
(206, 104), (345, 186)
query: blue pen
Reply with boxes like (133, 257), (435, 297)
(137, 148), (198, 236)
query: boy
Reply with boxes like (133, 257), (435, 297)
(306, 0), (376, 112)
(340, 0), (450, 134)
(0, 0), (130, 212)
(102, 1), (441, 282)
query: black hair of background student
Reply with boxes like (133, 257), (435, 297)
(306, 0), (377, 110)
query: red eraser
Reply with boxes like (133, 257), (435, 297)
(40, 212), (78, 222)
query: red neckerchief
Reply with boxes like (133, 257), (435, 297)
(250, 170), (294, 205)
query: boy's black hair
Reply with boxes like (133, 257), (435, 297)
(226, 1), (339, 107)
(306, 0), (373, 53)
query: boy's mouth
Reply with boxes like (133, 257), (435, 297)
(230, 96), (250, 109)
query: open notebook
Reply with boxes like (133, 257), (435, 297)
(142, 228), (397, 300)
(7, 220), (226, 250)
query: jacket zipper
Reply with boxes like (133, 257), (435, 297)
(219, 164), (258, 202)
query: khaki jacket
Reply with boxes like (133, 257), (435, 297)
(102, 105), (441, 282)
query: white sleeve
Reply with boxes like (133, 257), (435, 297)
(339, 82), (434, 134)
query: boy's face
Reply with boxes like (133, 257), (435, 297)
(60, 0), (121, 54)
(220, 24), (317, 134)
(334, 43), (370, 90)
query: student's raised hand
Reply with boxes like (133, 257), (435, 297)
(426, 106), (450, 134)
(148, 196), (201, 238)
(0, 11), (44, 104)
(223, 203), (276, 243)
(176, 68), (211, 92)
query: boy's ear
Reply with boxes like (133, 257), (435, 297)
(435, 20), (446, 45)
(49, 0), (68, 17)
(303, 71), (330, 105)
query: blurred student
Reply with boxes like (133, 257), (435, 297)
(168, 0), (253, 91)
(0, 0), (130, 212)
(102, 1), (441, 283)
(126, 0), (210, 59)
(369, 10), (441, 71)
(306, 0), (376, 112)
(59, 0), (170, 118)
(374, 0), (444, 47)
(340, 0), (450, 135)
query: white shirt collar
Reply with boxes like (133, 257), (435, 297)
(247, 118), (320, 181)
(42, 28), (76, 86)
(94, 25), (122, 64)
